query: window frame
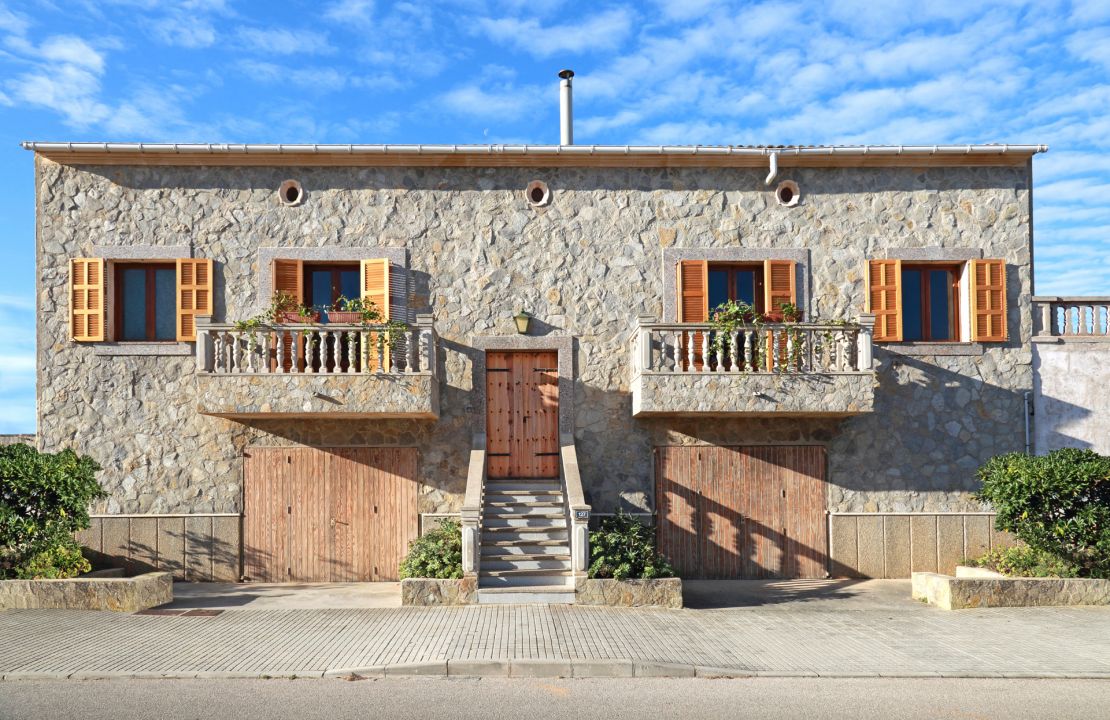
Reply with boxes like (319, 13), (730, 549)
(707, 262), (766, 314)
(112, 262), (177, 342)
(899, 262), (962, 343)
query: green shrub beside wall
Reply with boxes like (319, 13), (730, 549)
(399, 519), (463, 579)
(976, 448), (1110, 579)
(0, 444), (106, 579)
(588, 513), (675, 580)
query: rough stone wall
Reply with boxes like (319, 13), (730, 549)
(1033, 344), (1110, 455)
(35, 158), (1033, 515)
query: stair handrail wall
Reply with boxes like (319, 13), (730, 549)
(461, 433), (486, 577)
(560, 434), (590, 576)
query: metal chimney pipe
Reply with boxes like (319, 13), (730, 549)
(558, 69), (574, 145)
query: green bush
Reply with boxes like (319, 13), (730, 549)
(975, 449), (1110, 579)
(0, 444), (105, 579)
(972, 545), (1081, 578)
(398, 519), (463, 579)
(588, 513), (675, 580)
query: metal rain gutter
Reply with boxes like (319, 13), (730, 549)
(20, 141), (1050, 157)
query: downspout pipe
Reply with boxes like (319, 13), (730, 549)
(1024, 391), (1033, 454)
(558, 69), (574, 146)
(765, 151), (778, 185)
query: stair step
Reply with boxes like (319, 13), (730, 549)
(483, 530), (568, 543)
(481, 543), (569, 555)
(482, 567), (572, 577)
(485, 482), (562, 493)
(485, 490), (563, 498)
(482, 558), (572, 572)
(481, 539), (567, 548)
(479, 573), (573, 588)
(483, 553), (571, 562)
(477, 587), (575, 604)
(484, 517), (567, 529)
(484, 509), (565, 519)
(485, 501), (565, 509)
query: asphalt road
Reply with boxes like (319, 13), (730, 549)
(1, 678), (1108, 720)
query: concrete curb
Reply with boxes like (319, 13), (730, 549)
(5, 663), (1110, 681)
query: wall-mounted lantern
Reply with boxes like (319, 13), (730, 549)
(513, 310), (532, 335)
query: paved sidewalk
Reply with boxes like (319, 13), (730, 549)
(2, 580), (1109, 680)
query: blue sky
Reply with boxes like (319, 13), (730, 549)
(1, 0), (1109, 432)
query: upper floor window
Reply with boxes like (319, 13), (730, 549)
(115, 263), (177, 341)
(708, 263), (765, 314)
(68, 257), (212, 343)
(901, 265), (960, 342)
(868, 258), (1006, 343)
(304, 263), (360, 321)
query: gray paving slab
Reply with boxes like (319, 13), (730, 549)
(1, 580), (1110, 679)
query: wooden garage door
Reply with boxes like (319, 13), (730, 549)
(243, 447), (419, 582)
(656, 445), (827, 579)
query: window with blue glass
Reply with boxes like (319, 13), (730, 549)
(114, 264), (176, 341)
(708, 263), (764, 313)
(900, 265), (960, 341)
(305, 263), (360, 321)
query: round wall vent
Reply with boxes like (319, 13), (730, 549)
(525, 180), (551, 207)
(279, 179), (304, 206)
(775, 180), (800, 207)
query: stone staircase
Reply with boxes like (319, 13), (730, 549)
(477, 477), (576, 604)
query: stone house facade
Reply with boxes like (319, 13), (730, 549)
(26, 141), (1045, 592)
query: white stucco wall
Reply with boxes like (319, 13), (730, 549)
(1033, 343), (1110, 455)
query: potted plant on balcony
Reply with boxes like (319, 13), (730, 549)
(708, 300), (765, 371)
(268, 292), (320, 324)
(328, 295), (385, 325)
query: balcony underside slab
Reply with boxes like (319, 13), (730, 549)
(195, 373), (439, 419)
(631, 371), (875, 417)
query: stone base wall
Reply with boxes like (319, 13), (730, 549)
(575, 578), (683, 608)
(913, 571), (1110, 610)
(830, 513), (1018, 578)
(401, 577), (477, 606)
(0, 571), (172, 612)
(77, 514), (239, 582)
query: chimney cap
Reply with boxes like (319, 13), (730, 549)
(558, 69), (575, 79)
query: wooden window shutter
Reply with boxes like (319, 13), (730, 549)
(971, 259), (1007, 342)
(176, 258), (213, 342)
(70, 258), (105, 342)
(361, 259), (391, 371)
(867, 259), (902, 342)
(763, 260), (797, 315)
(676, 260), (708, 322)
(271, 259), (303, 302)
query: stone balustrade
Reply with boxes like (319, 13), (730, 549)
(1033, 296), (1110, 342)
(630, 314), (876, 416)
(196, 316), (437, 375)
(193, 315), (440, 419)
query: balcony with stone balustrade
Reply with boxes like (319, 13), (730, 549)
(193, 315), (439, 419)
(630, 314), (877, 417)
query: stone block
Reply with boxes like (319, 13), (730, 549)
(571, 660), (634, 678)
(909, 515), (938, 574)
(936, 515), (965, 574)
(400, 577), (477, 606)
(990, 525), (1019, 551)
(829, 515), (859, 577)
(195, 373), (439, 419)
(101, 517), (130, 569)
(855, 515), (885, 578)
(914, 572), (1110, 610)
(157, 517), (186, 577)
(447, 660), (509, 677)
(574, 578), (682, 608)
(185, 516), (213, 582)
(634, 662), (696, 678)
(884, 515), (911, 579)
(964, 515), (991, 563)
(632, 371), (876, 417)
(383, 661), (447, 676)
(128, 517), (159, 573)
(211, 516), (241, 582)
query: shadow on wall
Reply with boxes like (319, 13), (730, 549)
(80, 516), (241, 581)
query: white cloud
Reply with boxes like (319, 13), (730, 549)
(477, 8), (633, 57)
(236, 27), (334, 55)
(1066, 27), (1110, 69)
(438, 82), (545, 120)
(8, 64), (110, 127)
(38, 35), (104, 72)
(151, 15), (217, 48)
(0, 3), (29, 36)
(325, 0), (374, 27)
(237, 60), (348, 92)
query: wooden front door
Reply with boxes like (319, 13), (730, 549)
(486, 351), (559, 478)
(656, 445), (827, 579)
(243, 446), (419, 582)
